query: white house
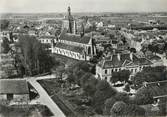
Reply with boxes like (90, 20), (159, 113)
(38, 35), (56, 44)
(96, 53), (152, 83)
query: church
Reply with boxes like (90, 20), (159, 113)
(52, 7), (96, 61)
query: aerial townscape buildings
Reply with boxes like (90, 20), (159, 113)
(0, 4), (167, 117)
(52, 7), (96, 61)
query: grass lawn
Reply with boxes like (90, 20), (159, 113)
(38, 79), (76, 117)
(38, 79), (96, 117)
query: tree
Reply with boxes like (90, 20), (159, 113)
(90, 22), (96, 31)
(141, 44), (148, 55)
(15, 35), (54, 76)
(0, 20), (9, 30)
(110, 101), (145, 117)
(55, 65), (65, 79)
(148, 44), (159, 54)
(96, 80), (110, 91)
(81, 75), (98, 96)
(124, 83), (130, 92)
(133, 84), (166, 105)
(66, 73), (76, 85)
(104, 97), (117, 115)
(80, 73), (92, 87)
(114, 92), (130, 103)
(158, 98), (167, 116)
(123, 104), (145, 116)
(111, 72), (119, 84)
(1, 37), (10, 53)
(111, 70), (130, 83)
(133, 87), (154, 105)
(110, 101), (127, 116)
(94, 80), (117, 113)
(119, 70), (131, 82)
(133, 66), (167, 89)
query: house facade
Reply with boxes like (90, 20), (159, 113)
(0, 79), (29, 105)
(96, 53), (153, 83)
(38, 35), (56, 44)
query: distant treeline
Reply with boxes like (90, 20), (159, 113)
(129, 25), (167, 30)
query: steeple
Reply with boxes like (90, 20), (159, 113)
(67, 6), (74, 34)
(68, 6), (71, 17)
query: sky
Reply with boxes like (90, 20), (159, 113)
(0, 0), (167, 13)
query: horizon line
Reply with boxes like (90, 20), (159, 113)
(0, 11), (167, 14)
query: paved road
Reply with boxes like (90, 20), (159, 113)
(27, 75), (65, 117)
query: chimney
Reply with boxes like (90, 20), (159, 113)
(113, 49), (116, 54)
(117, 53), (121, 61)
(130, 53), (133, 61)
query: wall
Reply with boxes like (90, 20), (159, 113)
(0, 94), (29, 104)
(13, 94), (29, 104)
(52, 47), (86, 61)
(0, 94), (6, 100)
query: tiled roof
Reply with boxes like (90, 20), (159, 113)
(98, 53), (152, 68)
(55, 42), (85, 54)
(39, 35), (55, 39)
(0, 79), (29, 94)
(59, 33), (91, 44)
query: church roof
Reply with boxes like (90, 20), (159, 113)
(59, 33), (91, 44)
(55, 42), (85, 54)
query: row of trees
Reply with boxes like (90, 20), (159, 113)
(141, 40), (167, 55)
(132, 66), (167, 89)
(131, 66), (167, 115)
(13, 35), (54, 76)
(111, 70), (131, 84)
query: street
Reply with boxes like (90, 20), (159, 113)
(27, 75), (66, 117)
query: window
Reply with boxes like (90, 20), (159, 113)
(135, 69), (137, 72)
(140, 67), (142, 70)
(131, 69), (133, 73)
(7, 94), (13, 101)
(111, 69), (114, 72)
(105, 69), (107, 74)
(105, 77), (107, 80)
(115, 69), (117, 72)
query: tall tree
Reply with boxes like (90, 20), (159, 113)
(111, 70), (130, 83)
(0, 20), (9, 30)
(94, 80), (117, 113)
(1, 37), (10, 53)
(15, 35), (54, 76)
(104, 97), (117, 115)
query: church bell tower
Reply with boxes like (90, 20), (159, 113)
(68, 6), (73, 34)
